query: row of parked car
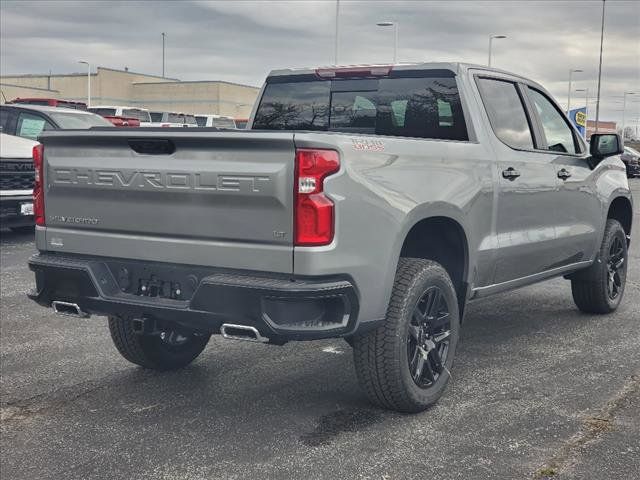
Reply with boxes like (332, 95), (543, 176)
(4, 98), (246, 129)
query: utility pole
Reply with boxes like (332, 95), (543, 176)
(594, 0), (606, 133)
(334, 0), (340, 65)
(162, 32), (166, 77)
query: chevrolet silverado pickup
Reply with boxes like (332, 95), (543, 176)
(27, 63), (632, 412)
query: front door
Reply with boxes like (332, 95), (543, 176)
(476, 76), (562, 284)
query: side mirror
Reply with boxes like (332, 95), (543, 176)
(589, 133), (623, 159)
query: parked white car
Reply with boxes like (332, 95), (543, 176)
(149, 111), (198, 128)
(0, 133), (38, 232)
(194, 114), (237, 129)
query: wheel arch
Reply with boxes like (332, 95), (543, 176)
(607, 195), (633, 243)
(396, 211), (471, 318)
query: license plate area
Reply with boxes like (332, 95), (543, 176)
(20, 202), (34, 216)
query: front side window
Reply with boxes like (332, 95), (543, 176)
(16, 112), (53, 139)
(253, 75), (468, 140)
(527, 87), (579, 154)
(477, 78), (534, 149)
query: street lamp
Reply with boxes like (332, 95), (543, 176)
(78, 60), (90, 107)
(376, 21), (399, 63)
(566, 68), (583, 114)
(161, 32), (167, 77)
(488, 34), (506, 67)
(575, 88), (590, 114)
(621, 91), (636, 143)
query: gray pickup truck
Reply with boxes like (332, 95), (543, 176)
(28, 63), (632, 412)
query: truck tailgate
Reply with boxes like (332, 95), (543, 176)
(40, 130), (295, 273)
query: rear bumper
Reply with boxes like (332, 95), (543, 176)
(28, 253), (364, 342)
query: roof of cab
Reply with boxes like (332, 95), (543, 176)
(267, 62), (533, 83)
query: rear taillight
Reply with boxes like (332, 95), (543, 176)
(315, 65), (392, 78)
(32, 144), (45, 226)
(294, 148), (340, 246)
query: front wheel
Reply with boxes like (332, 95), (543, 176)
(571, 219), (628, 314)
(353, 258), (460, 413)
(108, 316), (211, 370)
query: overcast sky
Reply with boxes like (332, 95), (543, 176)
(1, 0), (638, 124)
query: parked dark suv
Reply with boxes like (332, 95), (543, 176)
(0, 104), (112, 141)
(621, 146), (640, 178)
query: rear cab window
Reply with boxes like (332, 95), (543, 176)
(252, 70), (468, 141)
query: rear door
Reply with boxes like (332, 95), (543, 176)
(475, 76), (562, 284)
(41, 130), (296, 273)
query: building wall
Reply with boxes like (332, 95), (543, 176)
(132, 81), (258, 117)
(0, 83), (60, 103)
(1, 67), (259, 117)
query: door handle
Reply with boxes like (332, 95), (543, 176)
(557, 168), (572, 180)
(502, 167), (521, 180)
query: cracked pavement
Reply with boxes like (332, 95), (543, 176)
(1, 180), (638, 479)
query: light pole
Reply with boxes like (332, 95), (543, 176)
(621, 91), (636, 144)
(78, 60), (90, 107)
(566, 69), (583, 114)
(334, 0), (340, 65)
(488, 34), (506, 67)
(575, 88), (590, 114)
(594, 0), (606, 133)
(377, 21), (399, 63)
(161, 32), (166, 77)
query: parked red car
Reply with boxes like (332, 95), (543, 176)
(8, 98), (87, 110)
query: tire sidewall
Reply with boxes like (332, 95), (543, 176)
(601, 222), (628, 310)
(397, 265), (460, 407)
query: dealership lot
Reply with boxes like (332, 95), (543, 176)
(1, 180), (638, 480)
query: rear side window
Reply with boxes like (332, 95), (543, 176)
(253, 76), (468, 141)
(16, 112), (54, 140)
(195, 116), (207, 127)
(150, 112), (163, 122)
(477, 78), (534, 149)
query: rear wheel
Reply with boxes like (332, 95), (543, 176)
(353, 258), (460, 413)
(571, 219), (628, 314)
(108, 316), (210, 370)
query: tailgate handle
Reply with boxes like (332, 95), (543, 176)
(128, 139), (175, 155)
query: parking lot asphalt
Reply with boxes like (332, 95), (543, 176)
(1, 180), (638, 480)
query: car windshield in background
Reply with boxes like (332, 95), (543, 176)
(88, 108), (116, 116)
(48, 112), (113, 129)
(167, 113), (196, 124)
(626, 147), (640, 156)
(122, 109), (151, 122)
(252, 75), (468, 141)
(211, 118), (236, 128)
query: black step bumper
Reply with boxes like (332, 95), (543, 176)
(28, 253), (361, 342)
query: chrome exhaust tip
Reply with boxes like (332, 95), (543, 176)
(220, 323), (269, 343)
(51, 301), (89, 318)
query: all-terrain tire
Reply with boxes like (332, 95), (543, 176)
(352, 258), (460, 413)
(108, 316), (210, 370)
(571, 219), (628, 314)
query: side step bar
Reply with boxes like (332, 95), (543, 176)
(220, 323), (269, 343)
(52, 301), (90, 318)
